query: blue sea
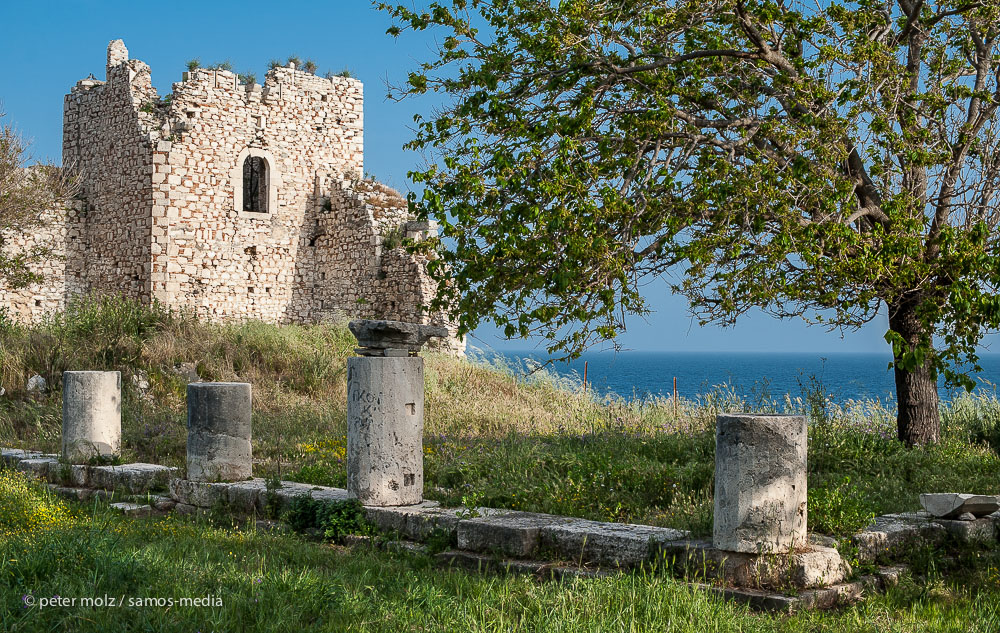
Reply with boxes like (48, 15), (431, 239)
(490, 350), (1000, 405)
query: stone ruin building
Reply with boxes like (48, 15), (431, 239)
(1, 39), (463, 353)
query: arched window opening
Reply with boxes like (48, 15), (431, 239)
(242, 157), (268, 213)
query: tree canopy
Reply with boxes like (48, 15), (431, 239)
(381, 0), (1000, 445)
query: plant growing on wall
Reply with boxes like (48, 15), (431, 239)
(185, 59), (200, 72)
(382, 0), (1000, 447)
(206, 60), (234, 72)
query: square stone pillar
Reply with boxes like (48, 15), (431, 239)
(713, 413), (807, 553)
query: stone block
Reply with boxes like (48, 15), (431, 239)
(62, 371), (121, 462)
(662, 540), (850, 590)
(89, 463), (177, 494)
(226, 478), (271, 513)
(1, 448), (42, 467)
(363, 502), (466, 540)
(268, 481), (351, 513)
(935, 515), (999, 544)
(851, 513), (946, 562)
(168, 478), (231, 508)
(919, 493), (1000, 519)
(50, 486), (91, 501)
(152, 496), (176, 511)
(457, 511), (568, 558)
(186, 382), (252, 482)
(347, 356), (423, 506)
(16, 458), (58, 478)
(68, 464), (90, 487)
(110, 502), (152, 518)
(539, 519), (689, 567)
(714, 414), (807, 554)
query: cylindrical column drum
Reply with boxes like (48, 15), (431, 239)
(62, 371), (121, 462)
(713, 413), (807, 553)
(186, 382), (252, 482)
(347, 356), (423, 506)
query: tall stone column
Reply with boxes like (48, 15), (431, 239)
(713, 413), (807, 553)
(187, 382), (252, 482)
(346, 320), (447, 506)
(62, 371), (121, 462)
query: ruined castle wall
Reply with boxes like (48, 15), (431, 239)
(0, 200), (87, 322)
(148, 66), (364, 323)
(308, 176), (408, 321)
(10, 39), (465, 353)
(62, 41), (156, 301)
(311, 177), (465, 352)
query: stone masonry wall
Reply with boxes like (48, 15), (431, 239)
(63, 40), (157, 301)
(146, 62), (365, 322)
(0, 194), (87, 322)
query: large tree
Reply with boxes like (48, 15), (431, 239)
(381, 0), (1000, 445)
(0, 112), (72, 290)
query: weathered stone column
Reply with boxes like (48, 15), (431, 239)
(346, 320), (447, 506)
(714, 413), (807, 553)
(187, 382), (252, 482)
(62, 371), (121, 462)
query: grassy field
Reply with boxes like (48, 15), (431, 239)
(1, 469), (1000, 632)
(2, 297), (999, 539)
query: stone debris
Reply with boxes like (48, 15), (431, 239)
(171, 363), (201, 384)
(26, 374), (46, 393)
(919, 493), (1000, 519)
(131, 369), (150, 392)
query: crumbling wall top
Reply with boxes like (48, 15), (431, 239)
(107, 39), (128, 77)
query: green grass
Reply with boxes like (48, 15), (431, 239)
(2, 470), (1000, 632)
(3, 296), (1000, 539)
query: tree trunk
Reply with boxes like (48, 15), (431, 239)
(888, 296), (940, 446)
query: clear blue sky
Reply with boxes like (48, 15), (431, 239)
(1, 0), (989, 356)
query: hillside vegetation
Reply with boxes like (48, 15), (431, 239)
(2, 296), (1000, 538)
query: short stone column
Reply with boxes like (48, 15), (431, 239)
(186, 382), (252, 482)
(346, 320), (447, 506)
(62, 371), (121, 462)
(713, 413), (807, 553)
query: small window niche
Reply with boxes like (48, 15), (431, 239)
(233, 148), (280, 219)
(242, 157), (268, 213)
